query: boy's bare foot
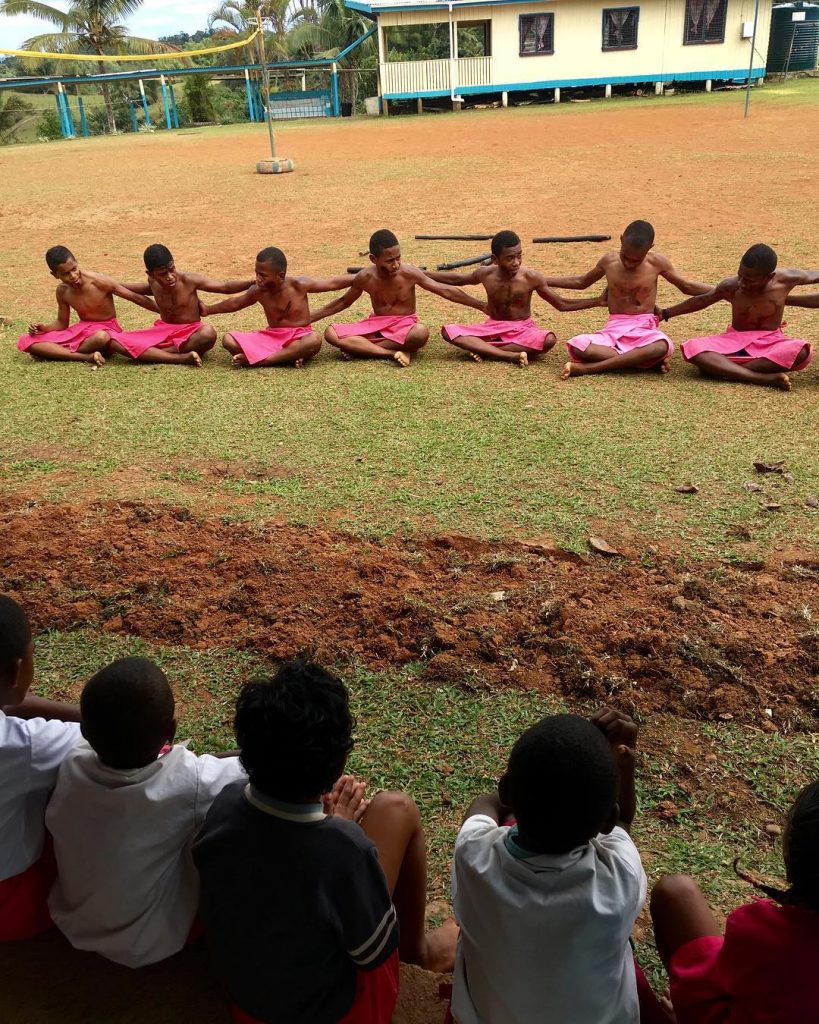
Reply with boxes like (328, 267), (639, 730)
(517, 351), (529, 368)
(420, 917), (459, 974)
(771, 373), (791, 391)
(339, 350), (352, 361)
(560, 361), (576, 380)
(467, 352), (482, 363)
(186, 352), (203, 368)
(91, 352), (105, 368)
(231, 353), (249, 368)
(658, 356), (672, 374)
(393, 351), (410, 368)
(294, 358), (305, 369)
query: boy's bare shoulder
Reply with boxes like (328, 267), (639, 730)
(647, 251), (672, 269)
(599, 251), (619, 268)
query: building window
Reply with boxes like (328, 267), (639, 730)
(384, 23), (450, 61)
(519, 13), (554, 55)
(602, 7), (639, 49)
(684, 0), (728, 43)
(458, 20), (491, 56)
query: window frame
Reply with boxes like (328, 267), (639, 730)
(518, 12), (555, 57)
(601, 5), (640, 51)
(457, 19), (492, 57)
(682, 0), (728, 45)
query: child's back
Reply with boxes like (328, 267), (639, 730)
(452, 711), (645, 1024)
(46, 657), (244, 967)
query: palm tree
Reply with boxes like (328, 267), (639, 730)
(287, 0), (374, 107)
(0, 0), (177, 132)
(209, 0), (315, 62)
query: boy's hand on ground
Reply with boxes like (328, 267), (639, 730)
(591, 707), (638, 754)
(323, 774), (369, 823)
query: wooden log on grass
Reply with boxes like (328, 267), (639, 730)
(346, 266), (427, 273)
(532, 234), (611, 243)
(415, 234), (494, 241)
(435, 253), (492, 271)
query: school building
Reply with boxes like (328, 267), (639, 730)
(344, 0), (771, 109)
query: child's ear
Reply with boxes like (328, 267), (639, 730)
(601, 803), (620, 835)
(368, 253), (376, 265)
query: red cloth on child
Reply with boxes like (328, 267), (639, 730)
(669, 899), (819, 1023)
(229, 950), (399, 1024)
(0, 839), (56, 941)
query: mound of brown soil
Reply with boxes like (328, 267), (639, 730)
(1, 499), (816, 728)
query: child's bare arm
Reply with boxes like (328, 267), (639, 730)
(310, 285), (364, 323)
(201, 287), (259, 316)
(786, 292), (819, 308)
(782, 268), (819, 289)
(299, 274), (358, 294)
(409, 267), (488, 312)
(658, 257), (712, 296)
(536, 277), (608, 312)
(424, 268), (486, 286)
(189, 275), (255, 295)
(30, 289), (71, 334)
(108, 280), (160, 314)
(544, 258), (607, 290)
(462, 789), (511, 826)
(591, 707), (638, 831)
(3, 694), (81, 723)
(662, 279), (731, 321)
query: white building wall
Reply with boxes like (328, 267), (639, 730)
(377, 0), (770, 96)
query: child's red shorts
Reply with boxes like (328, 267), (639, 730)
(229, 950), (399, 1024)
(0, 842), (56, 941)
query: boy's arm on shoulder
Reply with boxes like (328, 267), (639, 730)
(108, 279), (160, 313)
(656, 254), (712, 296)
(662, 278), (730, 321)
(412, 266), (488, 312)
(591, 708), (637, 831)
(544, 256), (608, 290)
(3, 694), (81, 723)
(780, 267), (819, 289)
(201, 286), (259, 316)
(189, 274), (255, 295)
(534, 272), (607, 311)
(299, 273), (358, 294)
(785, 291), (819, 308)
(424, 267), (486, 286)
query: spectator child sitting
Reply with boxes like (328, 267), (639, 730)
(193, 659), (458, 1024)
(651, 778), (819, 1023)
(46, 656), (245, 967)
(0, 594), (81, 940)
(451, 708), (647, 1024)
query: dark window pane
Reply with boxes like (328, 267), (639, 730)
(602, 7), (639, 49)
(519, 13), (554, 55)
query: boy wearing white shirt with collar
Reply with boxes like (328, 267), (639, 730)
(0, 595), (82, 941)
(451, 708), (647, 1024)
(46, 656), (245, 967)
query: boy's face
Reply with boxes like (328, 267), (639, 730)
(255, 259), (285, 290)
(619, 239), (652, 271)
(371, 244), (401, 277)
(149, 261), (178, 289)
(737, 262), (773, 294)
(0, 640), (34, 706)
(51, 257), (82, 288)
(494, 243), (523, 276)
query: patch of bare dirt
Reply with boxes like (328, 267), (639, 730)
(1, 498), (817, 729)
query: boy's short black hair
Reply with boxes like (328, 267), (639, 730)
(491, 230), (521, 256)
(622, 220), (655, 249)
(369, 229), (399, 256)
(505, 715), (618, 854)
(46, 245), (74, 271)
(144, 243), (174, 272)
(0, 595), (31, 678)
(235, 660), (354, 803)
(741, 243), (777, 275)
(81, 657), (174, 771)
(256, 246), (287, 273)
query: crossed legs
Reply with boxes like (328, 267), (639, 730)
(325, 323), (429, 367)
(686, 348), (810, 391)
(443, 329), (556, 367)
(26, 330), (111, 366)
(222, 331), (322, 368)
(562, 340), (672, 380)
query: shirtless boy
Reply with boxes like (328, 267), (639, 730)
(427, 230), (605, 367)
(111, 245), (252, 367)
(316, 229), (488, 367)
(18, 246), (158, 366)
(545, 220), (710, 379)
(661, 243), (817, 390)
(201, 247), (354, 368)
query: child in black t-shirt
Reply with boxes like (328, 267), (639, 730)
(193, 659), (457, 1024)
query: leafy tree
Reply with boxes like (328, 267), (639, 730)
(183, 73), (216, 123)
(37, 106), (62, 139)
(0, 0), (176, 132)
(208, 0), (315, 61)
(0, 90), (35, 141)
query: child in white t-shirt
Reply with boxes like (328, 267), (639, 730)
(46, 656), (245, 967)
(451, 708), (647, 1024)
(0, 594), (82, 941)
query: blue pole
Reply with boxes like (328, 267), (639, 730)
(161, 76), (171, 130)
(129, 98), (139, 133)
(77, 94), (89, 137)
(62, 90), (76, 137)
(331, 66), (340, 117)
(139, 80), (151, 126)
(169, 82), (179, 128)
(245, 69), (255, 121)
(54, 92), (68, 137)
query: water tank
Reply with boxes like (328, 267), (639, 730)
(767, 2), (819, 72)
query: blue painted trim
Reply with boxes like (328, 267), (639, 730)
(347, 0), (555, 11)
(245, 72), (256, 121)
(335, 22), (377, 57)
(383, 66), (765, 99)
(331, 71), (341, 115)
(161, 79), (172, 129)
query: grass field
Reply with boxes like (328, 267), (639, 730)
(1, 79), (819, 1019)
